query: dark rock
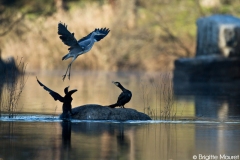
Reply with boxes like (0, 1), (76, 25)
(0, 55), (18, 74)
(174, 15), (240, 83)
(59, 104), (152, 121)
(196, 14), (240, 57)
(173, 56), (240, 83)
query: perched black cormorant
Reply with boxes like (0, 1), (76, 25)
(36, 77), (77, 115)
(58, 22), (110, 81)
(109, 81), (132, 108)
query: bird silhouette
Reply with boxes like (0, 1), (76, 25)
(36, 77), (77, 117)
(109, 81), (132, 108)
(58, 22), (110, 81)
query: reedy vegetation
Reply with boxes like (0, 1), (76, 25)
(141, 73), (178, 120)
(0, 58), (27, 118)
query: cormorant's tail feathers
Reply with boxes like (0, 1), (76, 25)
(108, 103), (118, 108)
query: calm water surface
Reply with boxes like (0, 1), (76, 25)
(0, 121), (240, 160)
(1, 71), (240, 160)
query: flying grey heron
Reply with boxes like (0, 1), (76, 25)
(108, 81), (132, 108)
(58, 22), (110, 81)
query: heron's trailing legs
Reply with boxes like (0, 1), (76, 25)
(62, 65), (71, 81)
(62, 58), (75, 81)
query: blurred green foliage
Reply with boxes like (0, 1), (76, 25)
(1, 0), (240, 36)
(1, 0), (240, 71)
(1, 0), (55, 16)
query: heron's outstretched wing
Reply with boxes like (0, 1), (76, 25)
(77, 31), (94, 43)
(94, 28), (110, 41)
(78, 28), (110, 43)
(36, 77), (64, 102)
(58, 22), (78, 47)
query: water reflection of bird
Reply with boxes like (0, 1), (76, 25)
(61, 121), (72, 150)
(109, 81), (132, 108)
(58, 22), (110, 81)
(36, 77), (77, 117)
(116, 123), (130, 154)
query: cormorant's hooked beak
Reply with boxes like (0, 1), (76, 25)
(64, 86), (77, 95)
(112, 81), (118, 86)
(72, 89), (78, 92)
(68, 89), (78, 96)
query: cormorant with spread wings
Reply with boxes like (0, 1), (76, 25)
(36, 77), (77, 116)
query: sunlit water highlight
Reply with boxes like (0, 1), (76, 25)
(1, 114), (240, 124)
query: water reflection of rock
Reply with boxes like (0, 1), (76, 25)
(174, 15), (240, 83)
(60, 122), (136, 160)
(174, 82), (240, 120)
(194, 123), (240, 155)
(195, 95), (240, 120)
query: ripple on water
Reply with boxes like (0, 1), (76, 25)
(0, 114), (61, 122)
(0, 114), (240, 124)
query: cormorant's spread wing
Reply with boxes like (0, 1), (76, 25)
(67, 89), (78, 96)
(94, 28), (110, 41)
(58, 22), (78, 47)
(36, 77), (64, 102)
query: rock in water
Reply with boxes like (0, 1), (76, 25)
(196, 14), (240, 57)
(59, 104), (152, 120)
(174, 14), (240, 83)
(174, 56), (240, 82)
